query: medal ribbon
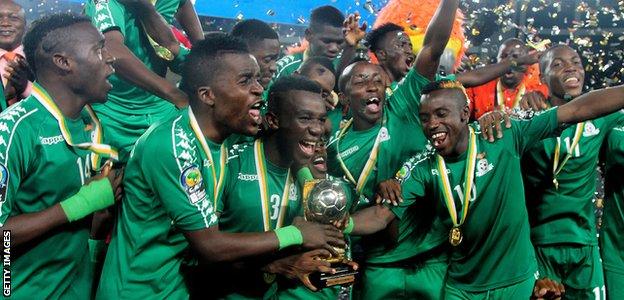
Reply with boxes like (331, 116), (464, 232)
(254, 140), (292, 231)
(188, 107), (227, 207)
(436, 127), (477, 229)
(335, 118), (383, 194)
(144, 0), (174, 61)
(552, 122), (585, 186)
(496, 80), (526, 110)
(31, 83), (118, 170)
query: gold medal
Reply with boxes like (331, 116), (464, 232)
(449, 227), (463, 247)
(263, 272), (276, 284)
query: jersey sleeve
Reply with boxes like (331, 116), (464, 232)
(510, 107), (560, 155)
(388, 69), (431, 124)
(389, 155), (431, 219)
(601, 110), (624, 129)
(140, 133), (218, 231)
(87, 0), (127, 35)
(0, 118), (34, 226)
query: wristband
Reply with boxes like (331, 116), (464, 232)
(88, 239), (107, 263)
(343, 217), (355, 234)
(60, 179), (114, 222)
(274, 225), (303, 250)
(296, 167), (314, 187)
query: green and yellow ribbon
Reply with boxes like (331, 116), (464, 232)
(436, 127), (477, 230)
(254, 140), (292, 231)
(31, 83), (118, 170)
(188, 107), (227, 207)
(552, 122), (585, 189)
(496, 80), (526, 110)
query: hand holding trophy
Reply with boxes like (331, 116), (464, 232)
(303, 179), (358, 289)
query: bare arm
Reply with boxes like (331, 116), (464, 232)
(350, 205), (396, 236)
(175, 0), (205, 44)
(557, 85), (624, 124)
(414, 0), (459, 80)
(457, 51), (539, 87)
(1, 204), (68, 246)
(120, 0), (180, 54)
(104, 30), (188, 108)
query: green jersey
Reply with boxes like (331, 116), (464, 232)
(0, 87), (103, 298)
(96, 108), (219, 299)
(600, 125), (624, 274)
(522, 111), (624, 246)
(398, 108), (560, 291)
(274, 52), (341, 80)
(84, 0), (183, 114)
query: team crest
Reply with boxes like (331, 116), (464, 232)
(582, 122), (600, 137)
(180, 165), (207, 204)
(395, 162), (413, 182)
(289, 184), (298, 201)
(476, 158), (493, 177)
(0, 163), (7, 203)
(379, 127), (390, 142)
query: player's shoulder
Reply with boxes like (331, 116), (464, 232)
(395, 146), (436, 182)
(85, 0), (126, 33)
(134, 112), (185, 153)
(0, 98), (47, 137)
(276, 53), (303, 71)
(227, 141), (254, 161)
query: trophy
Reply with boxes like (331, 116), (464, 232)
(303, 179), (358, 289)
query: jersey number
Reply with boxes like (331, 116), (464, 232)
(453, 184), (477, 207)
(269, 194), (281, 220)
(559, 136), (581, 157)
(593, 285), (605, 300)
(76, 156), (92, 185)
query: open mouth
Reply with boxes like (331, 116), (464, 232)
(365, 97), (381, 114)
(312, 155), (327, 172)
(299, 140), (317, 157)
(249, 101), (264, 125)
(563, 76), (581, 88)
(430, 132), (448, 149)
(0, 30), (14, 37)
(405, 55), (415, 68)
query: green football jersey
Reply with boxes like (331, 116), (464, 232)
(274, 52), (341, 80)
(397, 108), (560, 291)
(96, 108), (219, 299)
(0, 88), (103, 298)
(522, 111), (624, 246)
(600, 125), (624, 274)
(84, 0), (183, 114)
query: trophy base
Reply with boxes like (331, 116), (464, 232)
(309, 263), (358, 289)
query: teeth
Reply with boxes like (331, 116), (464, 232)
(432, 132), (446, 139)
(301, 141), (316, 147)
(313, 157), (324, 163)
(564, 77), (578, 83)
(366, 97), (380, 104)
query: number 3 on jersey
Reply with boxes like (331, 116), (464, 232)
(269, 194), (280, 220)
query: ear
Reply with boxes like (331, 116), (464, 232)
(338, 92), (349, 107)
(375, 50), (387, 62)
(304, 28), (313, 41)
(461, 104), (470, 124)
(265, 111), (280, 131)
(52, 53), (71, 73)
(197, 86), (215, 106)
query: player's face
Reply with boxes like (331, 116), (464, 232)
(308, 135), (329, 179)
(307, 25), (345, 59)
(542, 46), (585, 100)
(275, 90), (327, 165)
(346, 63), (386, 126)
(212, 53), (264, 136)
(419, 89), (470, 157)
(70, 23), (115, 103)
(0, 3), (24, 51)
(249, 38), (280, 88)
(304, 64), (336, 110)
(497, 42), (528, 88)
(380, 31), (415, 82)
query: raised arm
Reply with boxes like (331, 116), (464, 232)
(457, 51), (539, 87)
(558, 85), (624, 124)
(414, 0), (459, 80)
(117, 0), (180, 55)
(175, 0), (205, 44)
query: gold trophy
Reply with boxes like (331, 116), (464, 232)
(303, 179), (358, 288)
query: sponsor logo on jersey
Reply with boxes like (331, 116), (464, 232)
(237, 173), (258, 181)
(180, 165), (207, 204)
(339, 145), (359, 158)
(0, 163), (7, 203)
(475, 158), (494, 177)
(582, 121), (600, 137)
(39, 135), (64, 146)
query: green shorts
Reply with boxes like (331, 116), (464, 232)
(604, 268), (624, 300)
(96, 105), (178, 163)
(444, 275), (534, 300)
(535, 244), (605, 300)
(360, 259), (447, 300)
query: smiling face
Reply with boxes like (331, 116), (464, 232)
(419, 88), (470, 157)
(248, 38), (280, 88)
(541, 45), (585, 100)
(497, 41), (528, 89)
(344, 62), (386, 128)
(306, 25), (345, 59)
(0, 2), (24, 51)
(211, 53), (265, 136)
(377, 30), (415, 82)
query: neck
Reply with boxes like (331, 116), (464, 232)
(500, 80), (520, 90)
(549, 93), (569, 107)
(263, 134), (291, 169)
(352, 116), (379, 131)
(192, 104), (228, 144)
(1, 43), (19, 52)
(38, 76), (86, 119)
(448, 126), (470, 158)
(381, 65), (396, 83)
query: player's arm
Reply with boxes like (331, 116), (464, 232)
(414, 0), (459, 80)
(117, 0), (180, 55)
(103, 30), (188, 108)
(175, 0), (204, 44)
(557, 84), (624, 124)
(349, 205), (396, 235)
(457, 51), (539, 88)
(337, 12), (367, 78)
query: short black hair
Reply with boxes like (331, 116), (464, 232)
(267, 75), (322, 115)
(230, 19), (279, 48)
(23, 13), (91, 76)
(298, 56), (336, 78)
(365, 23), (404, 52)
(180, 33), (249, 99)
(337, 58), (371, 93)
(310, 5), (344, 30)
(539, 44), (575, 75)
(421, 79), (469, 107)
